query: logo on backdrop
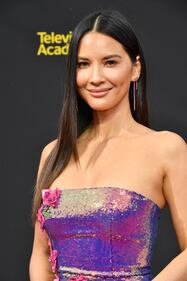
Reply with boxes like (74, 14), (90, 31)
(36, 31), (72, 56)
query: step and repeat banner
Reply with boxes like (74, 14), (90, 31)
(1, 1), (186, 280)
(36, 31), (72, 56)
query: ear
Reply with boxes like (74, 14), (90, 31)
(131, 55), (141, 82)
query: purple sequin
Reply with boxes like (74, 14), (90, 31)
(38, 186), (161, 280)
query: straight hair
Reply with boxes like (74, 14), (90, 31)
(31, 9), (150, 223)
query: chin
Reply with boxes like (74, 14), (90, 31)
(87, 100), (114, 111)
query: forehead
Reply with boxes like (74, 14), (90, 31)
(77, 32), (125, 57)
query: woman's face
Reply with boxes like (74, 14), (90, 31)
(76, 32), (140, 111)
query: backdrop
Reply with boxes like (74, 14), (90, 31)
(1, 1), (187, 280)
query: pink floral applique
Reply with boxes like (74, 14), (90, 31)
(69, 275), (88, 281)
(48, 236), (59, 281)
(54, 273), (59, 281)
(37, 189), (61, 280)
(37, 204), (45, 231)
(42, 188), (61, 207)
(49, 249), (58, 272)
(37, 188), (61, 231)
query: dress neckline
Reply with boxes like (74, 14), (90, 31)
(46, 186), (162, 211)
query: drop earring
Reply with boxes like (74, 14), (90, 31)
(133, 80), (138, 111)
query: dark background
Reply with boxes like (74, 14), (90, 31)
(1, 1), (187, 280)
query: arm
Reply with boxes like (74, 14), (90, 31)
(153, 132), (187, 281)
(29, 221), (54, 281)
(29, 140), (57, 281)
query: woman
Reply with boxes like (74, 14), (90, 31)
(29, 9), (187, 281)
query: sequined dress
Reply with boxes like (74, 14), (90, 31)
(37, 186), (161, 281)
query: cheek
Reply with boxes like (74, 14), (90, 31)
(76, 70), (88, 88)
(107, 66), (132, 86)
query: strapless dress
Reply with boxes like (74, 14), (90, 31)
(37, 186), (161, 281)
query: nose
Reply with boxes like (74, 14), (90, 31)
(89, 64), (104, 84)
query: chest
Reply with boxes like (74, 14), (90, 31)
(50, 138), (163, 197)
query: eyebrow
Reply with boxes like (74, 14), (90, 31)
(77, 54), (122, 60)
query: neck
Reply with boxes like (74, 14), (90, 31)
(87, 103), (138, 142)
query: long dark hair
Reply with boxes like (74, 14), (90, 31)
(32, 9), (150, 222)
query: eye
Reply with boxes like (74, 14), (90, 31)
(105, 60), (117, 66)
(76, 61), (89, 68)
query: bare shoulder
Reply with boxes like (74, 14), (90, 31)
(154, 130), (186, 152)
(140, 124), (186, 145)
(153, 130), (187, 171)
(42, 138), (58, 159)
